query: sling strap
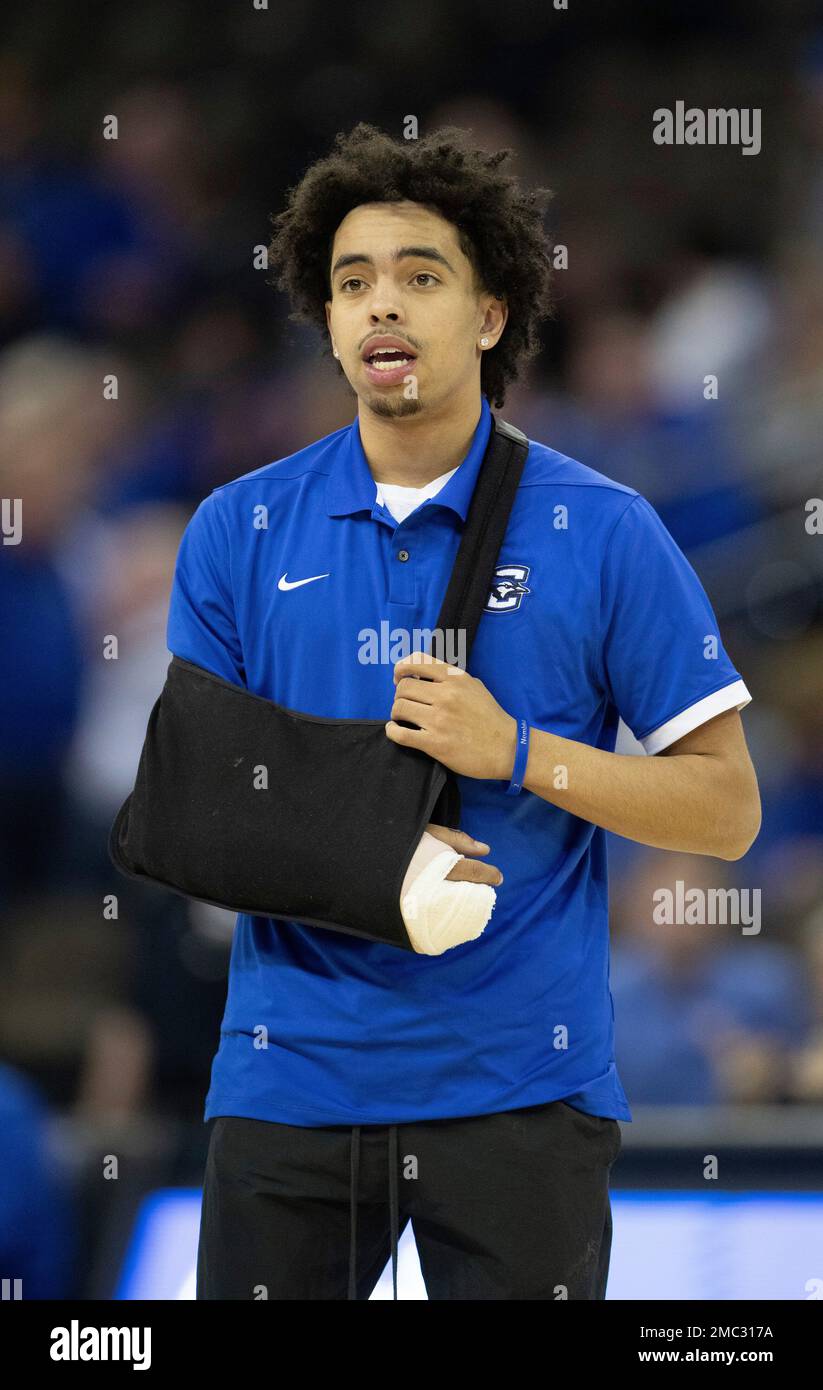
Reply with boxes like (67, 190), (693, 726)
(435, 416), (529, 660)
(427, 416), (529, 829)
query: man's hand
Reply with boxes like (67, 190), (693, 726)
(385, 650), (517, 781)
(425, 823), (504, 886)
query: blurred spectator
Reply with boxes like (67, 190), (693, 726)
(789, 912), (823, 1102)
(611, 853), (813, 1105)
(0, 1061), (76, 1298)
(65, 502), (188, 828)
(0, 334), (131, 902)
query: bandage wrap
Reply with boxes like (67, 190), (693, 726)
(109, 416), (528, 952)
(400, 830), (497, 955)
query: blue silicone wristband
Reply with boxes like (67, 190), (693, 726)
(505, 719), (530, 795)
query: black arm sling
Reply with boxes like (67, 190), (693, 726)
(109, 414), (528, 952)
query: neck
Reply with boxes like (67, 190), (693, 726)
(357, 388), (484, 487)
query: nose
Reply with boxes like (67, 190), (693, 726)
(366, 274), (404, 324)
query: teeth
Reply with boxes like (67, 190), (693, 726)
(367, 350), (414, 366)
(368, 354), (413, 370)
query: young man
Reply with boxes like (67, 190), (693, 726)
(183, 124), (761, 1299)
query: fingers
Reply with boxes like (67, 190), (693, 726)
(425, 824), (490, 856)
(423, 824), (504, 884)
(444, 858), (504, 887)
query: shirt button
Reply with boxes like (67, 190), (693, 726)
(397, 549), (410, 562)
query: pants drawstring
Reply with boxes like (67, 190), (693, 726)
(388, 1123), (399, 1300)
(348, 1126), (360, 1300)
(348, 1123), (401, 1300)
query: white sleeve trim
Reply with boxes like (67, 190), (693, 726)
(640, 679), (752, 755)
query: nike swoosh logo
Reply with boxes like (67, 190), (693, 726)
(278, 572), (331, 591)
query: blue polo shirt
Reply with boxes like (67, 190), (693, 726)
(167, 394), (751, 1126)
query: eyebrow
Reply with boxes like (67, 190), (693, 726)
(330, 245), (456, 279)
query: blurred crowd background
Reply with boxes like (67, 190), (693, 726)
(1, 0), (822, 1297)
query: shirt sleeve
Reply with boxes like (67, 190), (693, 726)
(600, 494), (751, 754)
(166, 490), (246, 685)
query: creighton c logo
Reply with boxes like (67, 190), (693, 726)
(485, 563), (531, 612)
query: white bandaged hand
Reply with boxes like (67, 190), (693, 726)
(400, 830), (497, 956)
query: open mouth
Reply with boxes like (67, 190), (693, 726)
(361, 345), (419, 386)
(364, 348), (417, 370)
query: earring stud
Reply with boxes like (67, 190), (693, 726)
(480, 337), (489, 347)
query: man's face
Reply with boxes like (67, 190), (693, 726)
(324, 200), (506, 419)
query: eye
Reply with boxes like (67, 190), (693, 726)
(340, 277), (365, 292)
(413, 272), (439, 286)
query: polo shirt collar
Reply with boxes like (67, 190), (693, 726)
(325, 395), (493, 522)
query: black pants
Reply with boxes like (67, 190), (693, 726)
(196, 1098), (622, 1300)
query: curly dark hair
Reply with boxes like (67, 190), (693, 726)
(266, 123), (554, 408)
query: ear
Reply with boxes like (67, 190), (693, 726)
(479, 294), (508, 347)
